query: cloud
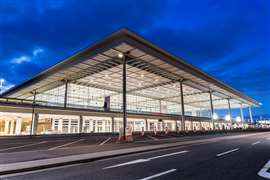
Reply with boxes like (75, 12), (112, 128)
(11, 55), (31, 64)
(10, 47), (44, 64)
(0, 78), (14, 94)
(33, 48), (44, 56)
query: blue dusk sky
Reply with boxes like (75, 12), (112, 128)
(0, 0), (269, 116)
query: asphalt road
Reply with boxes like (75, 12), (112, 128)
(1, 132), (270, 180)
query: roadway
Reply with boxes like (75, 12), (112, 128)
(1, 132), (270, 180)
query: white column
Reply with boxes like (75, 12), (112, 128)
(68, 120), (71, 133)
(31, 113), (39, 135)
(4, 120), (10, 135)
(10, 120), (15, 135)
(58, 118), (63, 133)
(15, 117), (22, 135)
(52, 119), (55, 131)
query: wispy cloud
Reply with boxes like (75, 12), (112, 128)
(11, 55), (31, 64)
(10, 47), (44, 64)
(33, 48), (44, 56)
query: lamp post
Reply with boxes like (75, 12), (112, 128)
(179, 80), (185, 131)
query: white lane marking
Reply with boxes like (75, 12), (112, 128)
(103, 159), (150, 169)
(147, 135), (159, 141)
(216, 148), (239, 157)
(258, 160), (270, 179)
(138, 169), (177, 180)
(99, 137), (112, 146)
(103, 150), (188, 169)
(251, 141), (261, 146)
(0, 141), (47, 152)
(147, 150), (189, 160)
(48, 139), (84, 150)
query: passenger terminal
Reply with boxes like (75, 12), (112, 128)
(0, 29), (259, 136)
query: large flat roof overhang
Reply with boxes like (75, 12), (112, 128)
(1, 28), (260, 109)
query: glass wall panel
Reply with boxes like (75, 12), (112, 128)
(83, 116), (111, 133)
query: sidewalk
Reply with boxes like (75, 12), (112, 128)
(0, 132), (268, 175)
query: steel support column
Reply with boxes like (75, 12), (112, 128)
(227, 98), (232, 128)
(240, 104), (244, 123)
(209, 91), (215, 130)
(122, 54), (127, 140)
(30, 90), (37, 136)
(179, 80), (185, 131)
(79, 115), (83, 133)
(111, 117), (115, 132)
(64, 80), (68, 108)
(249, 106), (253, 123)
(145, 119), (148, 131)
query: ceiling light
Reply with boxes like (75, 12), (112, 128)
(117, 53), (124, 59)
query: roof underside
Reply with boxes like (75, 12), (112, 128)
(2, 29), (259, 109)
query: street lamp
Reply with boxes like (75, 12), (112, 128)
(225, 114), (231, 121)
(235, 116), (241, 122)
(213, 113), (219, 120)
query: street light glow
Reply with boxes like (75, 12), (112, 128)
(225, 114), (231, 121)
(235, 116), (241, 122)
(213, 113), (218, 120)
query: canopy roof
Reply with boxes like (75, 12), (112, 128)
(2, 29), (259, 109)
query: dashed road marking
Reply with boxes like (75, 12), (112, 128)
(216, 148), (239, 157)
(251, 141), (261, 146)
(48, 139), (84, 150)
(103, 150), (188, 169)
(0, 141), (47, 152)
(138, 169), (177, 180)
(99, 138), (112, 146)
(258, 160), (270, 179)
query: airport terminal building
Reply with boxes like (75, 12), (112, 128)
(0, 29), (259, 136)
